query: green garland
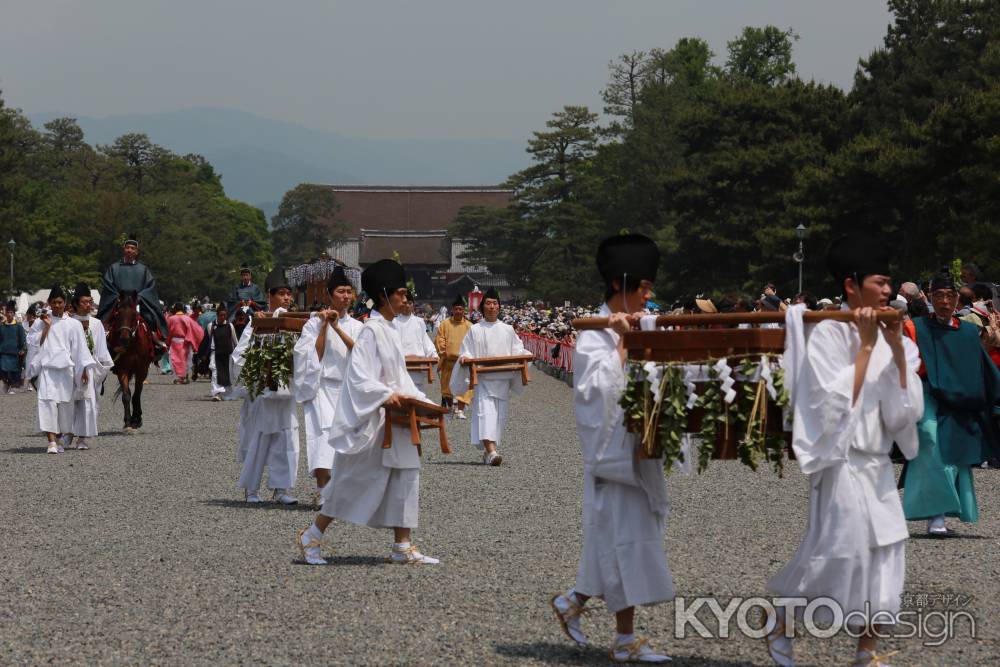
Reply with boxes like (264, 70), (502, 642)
(238, 332), (298, 400)
(620, 355), (790, 476)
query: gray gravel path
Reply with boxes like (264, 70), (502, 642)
(0, 369), (996, 666)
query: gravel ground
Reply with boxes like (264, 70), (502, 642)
(0, 368), (996, 666)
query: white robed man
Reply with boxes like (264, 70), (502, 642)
(296, 259), (440, 566)
(292, 265), (364, 501)
(449, 288), (530, 466)
(26, 286), (97, 454)
(550, 235), (674, 664)
(230, 266), (300, 505)
(66, 283), (114, 450)
(394, 293), (438, 392)
(764, 234), (923, 667)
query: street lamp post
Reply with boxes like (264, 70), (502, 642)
(7, 239), (14, 300)
(794, 224), (807, 295)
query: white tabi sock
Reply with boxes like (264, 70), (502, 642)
(616, 633), (636, 646)
(306, 524), (324, 541)
(393, 541), (411, 550)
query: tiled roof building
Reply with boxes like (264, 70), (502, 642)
(314, 185), (517, 301)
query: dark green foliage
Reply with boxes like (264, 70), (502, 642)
(0, 95), (273, 301)
(456, 3), (1000, 301)
(271, 184), (347, 266)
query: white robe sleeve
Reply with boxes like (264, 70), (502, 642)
(230, 322), (253, 387)
(573, 329), (638, 486)
(69, 321), (97, 387)
(449, 330), (475, 397)
(790, 322), (859, 475)
(329, 327), (394, 455)
(25, 319), (45, 380)
(878, 335), (924, 460)
(421, 322), (439, 359)
(89, 320), (115, 385)
(292, 315), (323, 403)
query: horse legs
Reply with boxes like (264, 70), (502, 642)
(130, 367), (146, 429)
(119, 373), (132, 430)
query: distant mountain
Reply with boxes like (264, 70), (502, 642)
(26, 107), (526, 216)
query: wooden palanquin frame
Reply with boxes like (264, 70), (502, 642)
(382, 397), (451, 456)
(572, 310), (901, 459)
(459, 354), (534, 388)
(405, 358), (438, 384)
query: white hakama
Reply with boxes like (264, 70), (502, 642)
(572, 305), (674, 614)
(72, 318), (114, 437)
(231, 319), (301, 491)
(394, 313), (438, 392)
(293, 312), (363, 474)
(450, 319), (528, 449)
(27, 316), (96, 434)
(320, 313), (430, 529)
(470, 393), (508, 445)
(768, 318), (923, 626)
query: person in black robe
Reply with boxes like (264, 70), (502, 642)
(96, 238), (168, 343)
(196, 303), (239, 400)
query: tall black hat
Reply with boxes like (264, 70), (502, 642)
(264, 266), (290, 294)
(327, 265), (353, 293)
(47, 285), (66, 302)
(4, 300), (14, 310)
(72, 282), (91, 305)
(451, 294), (465, 308)
(479, 287), (501, 313)
(826, 233), (890, 289)
(930, 267), (957, 292)
(596, 234), (659, 288)
(361, 259), (407, 303)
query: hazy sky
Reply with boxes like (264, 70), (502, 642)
(2, 0), (893, 141)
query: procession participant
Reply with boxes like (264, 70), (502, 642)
(450, 288), (530, 466)
(67, 283), (114, 450)
(230, 266), (299, 505)
(232, 305), (251, 339)
(97, 238), (168, 348)
(167, 303), (204, 385)
(900, 269), (1000, 534)
(765, 235), (923, 667)
(394, 291), (438, 392)
(198, 304), (239, 401)
(550, 234), (674, 664)
(435, 295), (473, 417)
(26, 286), (96, 454)
(292, 266), (364, 500)
(1, 300), (27, 394)
(226, 264), (267, 314)
(22, 305), (39, 392)
(189, 302), (206, 381)
(296, 259), (440, 566)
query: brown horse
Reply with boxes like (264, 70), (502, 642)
(109, 291), (154, 430)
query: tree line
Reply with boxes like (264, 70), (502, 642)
(452, 0), (1000, 304)
(0, 103), (272, 302)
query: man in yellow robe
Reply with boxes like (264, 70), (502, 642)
(435, 296), (473, 417)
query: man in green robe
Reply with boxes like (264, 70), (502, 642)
(902, 269), (1000, 534)
(225, 265), (266, 314)
(1, 300), (28, 392)
(97, 238), (168, 342)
